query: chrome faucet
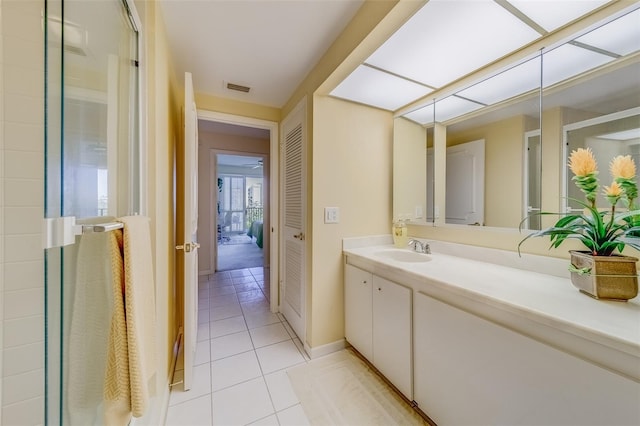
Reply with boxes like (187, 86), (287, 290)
(408, 239), (431, 254)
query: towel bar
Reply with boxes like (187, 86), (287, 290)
(80, 222), (124, 234)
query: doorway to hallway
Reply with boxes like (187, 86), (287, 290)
(216, 154), (266, 271)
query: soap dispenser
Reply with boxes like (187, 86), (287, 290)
(392, 216), (408, 248)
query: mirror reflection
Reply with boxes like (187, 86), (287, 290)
(393, 7), (640, 230)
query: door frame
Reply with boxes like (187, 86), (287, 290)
(198, 110), (279, 312)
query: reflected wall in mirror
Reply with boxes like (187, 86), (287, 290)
(393, 117), (431, 223)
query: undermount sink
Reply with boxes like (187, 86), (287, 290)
(374, 249), (431, 263)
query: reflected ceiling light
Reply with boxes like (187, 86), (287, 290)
(366, 0), (540, 88)
(574, 8), (640, 57)
(597, 128), (640, 141)
(506, 0), (609, 33)
(330, 65), (433, 111)
(404, 103), (435, 125)
(435, 96), (484, 123)
(542, 44), (614, 87)
(456, 56), (541, 105)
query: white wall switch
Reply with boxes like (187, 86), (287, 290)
(415, 205), (423, 219)
(324, 207), (340, 224)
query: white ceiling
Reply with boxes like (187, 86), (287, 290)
(158, 0), (364, 108)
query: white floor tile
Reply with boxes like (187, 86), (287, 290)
(212, 377), (275, 425)
(276, 404), (310, 426)
(230, 269), (252, 278)
(234, 281), (261, 293)
(209, 315), (247, 339)
(211, 350), (262, 392)
(197, 309), (210, 325)
(165, 394), (212, 426)
(211, 285), (236, 297)
(209, 293), (238, 308)
(169, 363), (212, 407)
(210, 303), (242, 321)
(240, 298), (271, 314)
(248, 414), (279, 425)
(210, 330), (254, 361)
(197, 322), (210, 342)
(232, 275), (256, 285)
(194, 339), (211, 366)
(249, 323), (291, 348)
(237, 289), (266, 303)
(265, 370), (300, 411)
(256, 340), (306, 375)
(244, 310), (280, 329)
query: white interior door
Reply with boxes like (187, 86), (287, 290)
(280, 101), (306, 343)
(180, 71), (199, 390)
(446, 139), (485, 225)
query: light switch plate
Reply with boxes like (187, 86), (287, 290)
(324, 207), (340, 224)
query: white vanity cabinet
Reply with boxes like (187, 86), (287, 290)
(414, 291), (640, 426)
(344, 264), (413, 399)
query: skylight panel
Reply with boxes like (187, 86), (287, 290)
(574, 8), (640, 57)
(542, 44), (614, 88)
(434, 96), (484, 123)
(366, 0), (540, 88)
(404, 103), (435, 126)
(330, 65), (433, 111)
(506, 0), (609, 33)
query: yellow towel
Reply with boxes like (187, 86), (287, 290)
(104, 216), (157, 425)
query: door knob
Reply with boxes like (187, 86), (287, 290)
(293, 233), (305, 241)
(176, 242), (200, 252)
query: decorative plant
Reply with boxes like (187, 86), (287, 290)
(519, 148), (640, 256)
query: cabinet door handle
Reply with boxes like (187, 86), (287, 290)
(377, 287), (382, 291)
(363, 280), (367, 284)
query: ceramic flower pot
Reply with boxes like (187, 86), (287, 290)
(569, 250), (638, 301)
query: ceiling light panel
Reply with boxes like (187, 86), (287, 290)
(506, 0), (609, 33)
(574, 8), (640, 57)
(542, 44), (614, 88)
(455, 56), (541, 105)
(330, 65), (433, 111)
(435, 96), (484, 123)
(404, 103), (435, 126)
(366, 0), (540, 88)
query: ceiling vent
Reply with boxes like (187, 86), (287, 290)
(226, 82), (251, 93)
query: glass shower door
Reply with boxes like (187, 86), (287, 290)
(44, 0), (139, 423)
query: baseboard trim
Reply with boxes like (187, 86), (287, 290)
(304, 338), (346, 359)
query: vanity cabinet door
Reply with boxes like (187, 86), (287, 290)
(344, 264), (373, 361)
(413, 291), (640, 426)
(372, 275), (412, 400)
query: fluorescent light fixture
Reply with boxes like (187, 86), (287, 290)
(574, 8), (640, 57)
(506, 0), (609, 33)
(597, 128), (640, 141)
(542, 44), (614, 88)
(404, 103), (435, 125)
(456, 56), (541, 105)
(435, 96), (484, 123)
(366, 0), (540, 88)
(330, 65), (433, 111)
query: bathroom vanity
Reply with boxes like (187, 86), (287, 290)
(343, 236), (640, 425)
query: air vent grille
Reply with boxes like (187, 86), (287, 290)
(227, 82), (251, 93)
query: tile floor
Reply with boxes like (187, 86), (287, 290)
(165, 267), (313, 426)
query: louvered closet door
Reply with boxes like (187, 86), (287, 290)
(281, 101), (306, 343)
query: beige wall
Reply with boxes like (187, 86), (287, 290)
(197, 131), (270, 274)
(310, 95), (394, 347)
(135, 0), (179, 403)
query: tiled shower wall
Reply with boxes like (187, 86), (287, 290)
(1, 1), (46, 424)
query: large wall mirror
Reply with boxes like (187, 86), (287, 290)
(393, 5), (640, 231)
